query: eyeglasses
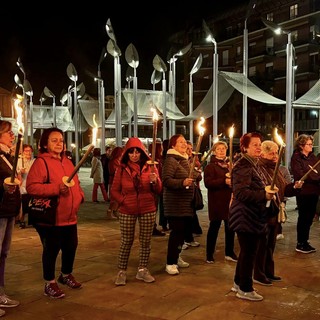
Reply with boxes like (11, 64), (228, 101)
(4, 130), (14, 135)
(305, 143), (313, 146)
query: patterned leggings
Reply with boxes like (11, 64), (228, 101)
(118, 211), (156, 270)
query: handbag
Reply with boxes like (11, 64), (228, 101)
(26, 158), (58, 226)
(192, 185), (204, 211)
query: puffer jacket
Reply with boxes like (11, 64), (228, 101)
(0, 151), (21, 217)
(26, 153), (84, 226)
(162, 149), (195, 217)
(229, 154), (269, 234)
(290, 151), (320, 196)
(110, 137), (162, 215)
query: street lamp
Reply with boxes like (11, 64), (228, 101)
(97, 46), (107, 151)
(203, 19), (218, 137)
(125, 43), (139, 137)
(43, 86), (56, 127)
(167, 42), (192, 136)
(126, 66), (134, 138)
(188, 53), (203, 144)
(243, 0), (257, 134)
(152, 54), (167, 140)
(66, 63), (79, 164)
(262, 17), (293, 167)
(106, 18), (122, 146)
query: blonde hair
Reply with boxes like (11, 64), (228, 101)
(261, 140), (278, 156)
(212, 141), (228, 153)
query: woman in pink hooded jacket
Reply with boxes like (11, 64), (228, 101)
(111, 137), (162, 286)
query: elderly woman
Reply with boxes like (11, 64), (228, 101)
(204, 140), (237, 264)
(162, 134), (201, 275)
(290, 134), (320, 253)
(229, 132), (274, 302)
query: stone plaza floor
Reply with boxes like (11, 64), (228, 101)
(4, 167), (320, 319)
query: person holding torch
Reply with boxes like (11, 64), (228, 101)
(290, 134), (320, 254)
(27, 128), (84, 299)
(0, 120), (21, 314)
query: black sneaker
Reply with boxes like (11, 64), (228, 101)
(267, 275), (282, 282)
(295, 243), (314, 254)
(152, 228), (166, 237)
(305, 242), (316, 252)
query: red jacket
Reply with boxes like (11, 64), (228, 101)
(26, 153), (84, 226)
(110, 138), (162, 215)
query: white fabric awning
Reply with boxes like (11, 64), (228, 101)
(293, 78), (320, 109)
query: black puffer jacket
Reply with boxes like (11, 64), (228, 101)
(229, 154), (268, 234)
(162, 150), (194, 217)
(0, 151), (21, 218)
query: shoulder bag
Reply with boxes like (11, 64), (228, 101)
(26, 158), (58, 226)
(192, 184), (204, 211)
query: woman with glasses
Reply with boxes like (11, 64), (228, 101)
(0, 120), (21, 315)
(111, 137), (162, 286)
(290, 134), (320, 253)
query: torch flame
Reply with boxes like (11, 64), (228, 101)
(14, 97), (24, 135)
(213, 133), (222, 144)
(198, 117), (205, 136)
(274, 128), (286, 147)
(92, 114), (98, 146)
(229, 124), (235, 138)
(151, 107), (158, 122)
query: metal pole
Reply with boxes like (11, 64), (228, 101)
(189, 74), (194, 144)
(29, 96), (33, 148)
(101, 82), (106, 151)
(285, 33), (293, 167)
(162, 75), (167, 140)
(73, 80), (79, 164)
(212, 43), (218, 137)
(133, 67), (138, 137)
(53, 97), (56, 127)
(172, 59), (176, 135)
(242, 21), (248, 134)
(115, 57), (122, 146)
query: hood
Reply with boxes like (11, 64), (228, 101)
(121, 137), (150, 163)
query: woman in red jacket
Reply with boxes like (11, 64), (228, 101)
(111, 137), (162, 286)
(27, 128), (84, 299)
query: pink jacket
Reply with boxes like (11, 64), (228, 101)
(26, 153), (84, 226)
(111, 138), (162, 215)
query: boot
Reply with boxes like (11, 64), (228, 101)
(106, 209), (118, 220)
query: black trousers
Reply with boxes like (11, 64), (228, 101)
(234, 232), (262, 292)
(206, 219), (235, 260)
(35, 224), (78, 281)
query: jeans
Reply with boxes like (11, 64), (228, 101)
(0, 217), (15, 287)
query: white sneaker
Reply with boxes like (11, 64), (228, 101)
(165, 264), (179, 275)
(185, 241), (200, 247)
(276, 234), (284, 240)
(177, 257), (189, 268)
(236, 289), (263, 301)
(182, 243), (188, 250)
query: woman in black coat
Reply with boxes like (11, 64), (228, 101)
(229, 132), (274, 302)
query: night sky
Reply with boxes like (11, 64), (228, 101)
(0, 1), (244, 103)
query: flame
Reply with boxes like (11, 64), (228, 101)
(14, 97), (24, 135)
(151, 107), (158, 122)
(229, 124), (235, 138)
(92, 114), (98, 146)
(274, 128), (286, 147)
(213, 133), (222, 144)
(198, 117), (205, 136)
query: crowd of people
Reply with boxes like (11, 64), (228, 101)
(1, 118), (320, 316)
